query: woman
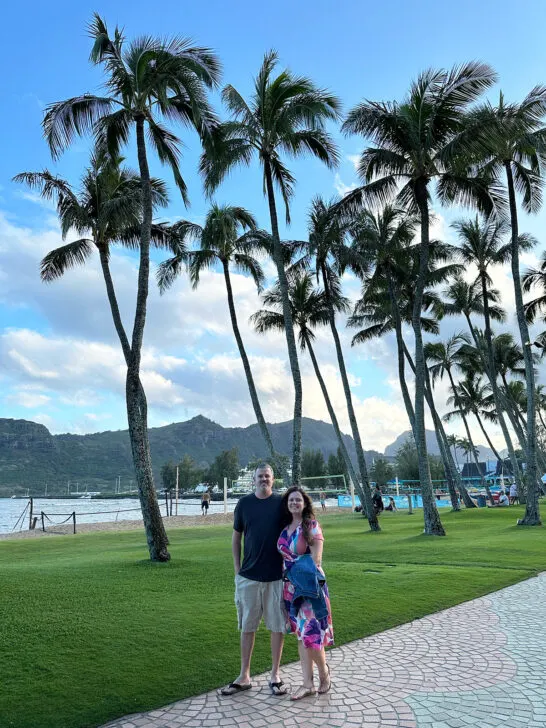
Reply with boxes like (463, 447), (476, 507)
(277, 486), (333, 700)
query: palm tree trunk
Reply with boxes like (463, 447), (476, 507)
(321, 268), (379, 531)
(464, 305), (523, 491)
(414, 183), (445, 535)
(447, 369), (493, 506)
(128, 116), (170, 562)
(263, 158), (302, 483)
(222, 261), (277, 463)
(404, 343), (471, 509)
(304, 333), (361, 499)
(98, 246), (148, 416)
(387, 278), (415, 429)
(505, 163), (541, 526)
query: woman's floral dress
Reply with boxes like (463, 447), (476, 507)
(277, 519), (334, 650)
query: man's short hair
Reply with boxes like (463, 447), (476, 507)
(254, 463), (274, 477)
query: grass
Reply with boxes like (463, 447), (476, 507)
(0, 506), (544, 728)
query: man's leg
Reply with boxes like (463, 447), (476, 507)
(237, 631), (256, 685)
(270, 631), (284, 683)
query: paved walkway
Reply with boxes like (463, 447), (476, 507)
(103, 573), (546, 728)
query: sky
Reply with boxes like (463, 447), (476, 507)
(1, 0), (546, 454)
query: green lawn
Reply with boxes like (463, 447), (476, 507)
(0, 507), (544, 728)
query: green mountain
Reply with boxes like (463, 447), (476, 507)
(0, 416), (382, 495)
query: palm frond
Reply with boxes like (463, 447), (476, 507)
(40, 239), (95, 282)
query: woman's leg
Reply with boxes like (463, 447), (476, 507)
(311, 647), (330, 691)
(298, 641), (315, 688)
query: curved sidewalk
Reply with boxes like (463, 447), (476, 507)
(103, 573), (546, 728)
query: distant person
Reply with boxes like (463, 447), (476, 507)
(372, 485), (384, 515)
(385, 496), (397, 512)
(509, 482), (519, 505)
(319, 491), (327, 511)
(278, 486), (333, 700)
(435, 488), (442, 501)
(498, 491), (510, 507)
(220, 464), (287, 697)
(201, 491), (211, 515)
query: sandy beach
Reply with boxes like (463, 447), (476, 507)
(0, 508), (348, 541)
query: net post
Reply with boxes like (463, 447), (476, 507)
(73, 512), (76, 534)
(28, 497), (33, 530)
(41, 512), (45, 532)
(223, 477), (228, 514)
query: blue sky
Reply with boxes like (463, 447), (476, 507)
(1, 0), (545, 451)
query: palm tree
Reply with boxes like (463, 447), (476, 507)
(342, 62), (498, 535)
(41, 14), (221, 560)
(251, 273), (362, 508)
(448, 214), (529, 487)
(290, 197), (378, 528)
(14, 154), (178, 556)
(466, 87), (546, 525)
(157, 204), (280, 469)
(425, 335), (494, 504)
(200, 50), (341, 482)
(348, 207), (464, 510)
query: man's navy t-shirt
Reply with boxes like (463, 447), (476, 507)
(233, 492), (284, 582)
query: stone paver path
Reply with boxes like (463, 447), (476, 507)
(102, 573), (546, 728)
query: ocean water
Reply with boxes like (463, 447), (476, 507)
(0, 497), (238, 535)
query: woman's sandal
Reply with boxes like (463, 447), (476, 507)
(290, 685), (317, 701)
(269, 680), (288, 696)
(318, 664), (331, 694)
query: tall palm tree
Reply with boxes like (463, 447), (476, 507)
(157, 204), (280, 469)
(14, 154), (179, 554)
(342, 63), (498, 535)
(448, 213), (529, 488)
(251, 273), (362, 507)
(200, 50), (341, 482)
(291, 197), (379, 528)
(348, 210), (460, 510)
(41, 14), (221, 560)
(425, 335), (494, 504)
(466, 87), (546, 525)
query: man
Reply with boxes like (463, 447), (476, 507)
(498, 490), (510, 506)
(509, 481), (519, 505)
(372, 484), (384, 515)
(220, 464), (288, 697)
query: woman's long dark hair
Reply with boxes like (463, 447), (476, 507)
(281, 486), (317, 545)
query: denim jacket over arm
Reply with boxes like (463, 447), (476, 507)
(286, 553), (328, 620)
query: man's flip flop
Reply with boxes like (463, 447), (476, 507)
(219, 682), (253, 696)
(269, 680), (288, 696)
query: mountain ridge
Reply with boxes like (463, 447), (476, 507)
(0, 415), (382, 492)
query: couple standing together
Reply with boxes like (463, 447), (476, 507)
(220, 463), (334, 701)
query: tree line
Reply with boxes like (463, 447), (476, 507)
(16, 14), (546, 559)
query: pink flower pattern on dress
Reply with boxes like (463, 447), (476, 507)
(277, 519), (334, 651)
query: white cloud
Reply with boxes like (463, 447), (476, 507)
(334, 173), (356, 197)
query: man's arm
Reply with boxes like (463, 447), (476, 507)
(232, 530), (243, 575)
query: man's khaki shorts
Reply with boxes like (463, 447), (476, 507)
(234, 574), (285, 633)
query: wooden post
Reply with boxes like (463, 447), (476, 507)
(224, 477), (228, 514)
(28, 497), (33, 530)
(407, 493), (413, 515)
(72, 512), (76, 534)
(41, 512), (45, 531)
(175, 466), (179, 516)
